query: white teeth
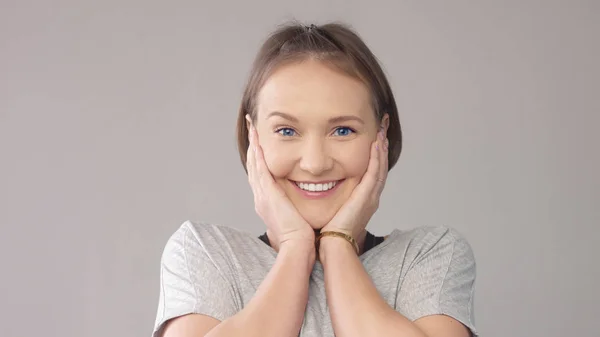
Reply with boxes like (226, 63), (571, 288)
(296, 181), (337, 192)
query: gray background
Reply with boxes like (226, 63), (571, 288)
(1, 1), (598, 336)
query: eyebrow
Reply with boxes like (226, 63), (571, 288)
(267, 111), (365, 125)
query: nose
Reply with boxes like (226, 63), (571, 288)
(298, 138), (334, 176)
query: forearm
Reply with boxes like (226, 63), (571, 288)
(206, 242), (315, 337)
(319, 237), (427, 337)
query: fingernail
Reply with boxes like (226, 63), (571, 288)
(378, 130), (384, 140)
(385, 139), (389, 150)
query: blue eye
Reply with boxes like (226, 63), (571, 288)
(334, 127), (354, 136)
(276, 128), (296, 137)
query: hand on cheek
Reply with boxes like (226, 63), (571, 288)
(321, 129), (389, 247)
(246, 116), (315, 252)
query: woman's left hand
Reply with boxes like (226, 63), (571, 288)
(321, 129), (389, 248)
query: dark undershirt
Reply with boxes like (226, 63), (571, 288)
(258, 231), (386, 255)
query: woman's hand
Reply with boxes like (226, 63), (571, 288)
(246, 121), (316, 253)
(321, 129), (389, 250)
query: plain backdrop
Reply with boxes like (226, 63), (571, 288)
(1, 1), (599, 336)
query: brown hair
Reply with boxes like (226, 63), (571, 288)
(236, 21), (402, 172)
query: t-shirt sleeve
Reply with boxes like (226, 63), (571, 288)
(152, 224), (239, 337)
(395, 228), (478, 336)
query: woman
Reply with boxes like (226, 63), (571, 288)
(152, 22), (477, 337)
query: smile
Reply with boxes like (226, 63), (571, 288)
(294, 181), (338, 192)
(289, 179), (345, 199)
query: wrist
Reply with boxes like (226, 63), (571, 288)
(318, 227), (367, 256)
(318, 234), (357, 263)
(279, 239), (316, 270)
(267, 228), (314, 252)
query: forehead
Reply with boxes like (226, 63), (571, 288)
(257, 60), (373, 120)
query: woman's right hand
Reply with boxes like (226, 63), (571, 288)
(246, 121), (316, 253)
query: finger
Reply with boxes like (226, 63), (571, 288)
(354, 139), (380, 196)
(377, 130), (389, 191)
(246, 125), (259, 194)
(246, 124), (255, 178)
(255, 139), (277, 192)
(247, 126), (279, 196)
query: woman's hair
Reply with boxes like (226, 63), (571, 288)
(236, 21), (402, 171)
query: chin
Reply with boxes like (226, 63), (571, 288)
(298, 208), (337, 230)
(281, 178), (353, 230)
(305, 218), (331, 230)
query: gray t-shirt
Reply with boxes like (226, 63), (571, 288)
(152, 221), (478, 337)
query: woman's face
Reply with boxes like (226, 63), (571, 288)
(254, 60), (387, 229)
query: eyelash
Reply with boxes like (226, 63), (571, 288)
(275, 127), (297, 137)
(274, 126), (356, 137)
(333, 126), (355, 137)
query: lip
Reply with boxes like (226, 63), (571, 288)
(290, 179), (344, 199)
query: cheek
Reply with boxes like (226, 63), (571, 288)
(335, 141), (372, 177)
(261, 142), (296, 178)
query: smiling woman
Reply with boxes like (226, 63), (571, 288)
(250, 60), (385, 229)
(152, 21), (478, 337)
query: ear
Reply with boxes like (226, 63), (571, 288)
(380, 113), (390, 133)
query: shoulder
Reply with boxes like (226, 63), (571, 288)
(162, 220), (276, 270)
(385, 226), (475, 269)
(166, 220), (257, 246)
(154, 222), (250, 332)
(388, 227), (478, 334)
(161, 220), (266, 263)
(184, 220), (251, 236)
(392, 226), (473, 251)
